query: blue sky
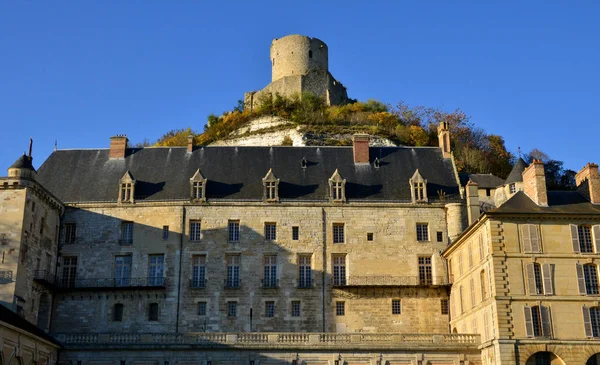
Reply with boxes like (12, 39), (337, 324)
(1, 1), (598, 173)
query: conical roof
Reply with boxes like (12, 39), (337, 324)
(9, 154), (34, 171)
(505, 157), (527, 184)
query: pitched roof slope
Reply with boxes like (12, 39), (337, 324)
(0, 304), (60, 346)
(459, 173), (504, 188)
(36, 146), (460, 203)
(504, 157), (528, 184)
(490, 191), (600, 215)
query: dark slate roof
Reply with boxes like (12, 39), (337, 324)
(490, 191), (600, 215)
(504, 157), (528, 184)
(36, 146), (461, 203)
(9, 154), (35, 170)
(458, 173), (504, 188)
(0, 304), (60, 346)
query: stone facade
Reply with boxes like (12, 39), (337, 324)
(1, 312), (60, 365)
(244, 35), (349, 109)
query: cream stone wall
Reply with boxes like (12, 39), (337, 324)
(0, 188), (26, 310)
(1, 319), (59, 365)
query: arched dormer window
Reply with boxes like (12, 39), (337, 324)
(118, 170), (135, 203)
(410, 169), (427, 203)
(190, 169), (207, 202)
(329, 169), (346, 203)
(262, 169), (279, 202)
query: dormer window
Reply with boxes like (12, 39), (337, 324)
(189, 169), (207, 202)
(409, 169), (428, 203)
(374, 157), (380, 169)
(301, 158), (307, 169)
(262, 169), (279, 202)
(118, 170), (136, 203)
(329, 169), (346, 203)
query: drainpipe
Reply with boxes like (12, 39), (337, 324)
(175, 206), (185, 333)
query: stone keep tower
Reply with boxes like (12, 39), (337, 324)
(245, 34), (349, 109)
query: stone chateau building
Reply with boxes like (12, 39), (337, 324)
(2, 34), (600, 365)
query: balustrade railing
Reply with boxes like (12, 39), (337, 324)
(344, 276), (449, 286)
(33, 273), (166, 290)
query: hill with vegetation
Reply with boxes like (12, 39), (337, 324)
(139, 92), (575, 189)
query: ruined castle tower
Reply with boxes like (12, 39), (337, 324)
(244, 34), (349, 109)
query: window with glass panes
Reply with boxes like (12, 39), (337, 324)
(228, 220), (240, 242)
(333, 223), (344, 243)
(227, 301), (237, 317)
(265, 181), (277, 200)
(226, 255), (240, 288)
(332, 182), (343, 200)
(292, 226), (299, 240)
(61, 256), (77, 288)
(418, 257), (432, 285)
(265, 301), (275, 317)
(441, 299), (449, 315)
(198, 302), (207, 316)
(291, 301), (301, 317)
(121, 222), (133, 244)
(298, 255), (312, 288)
(336, 301), (345, 316)
(263, 255), (277, 288)
(148, 255), (164, 286)
(190, 220), (201, 241)
(579, 225), (594, 253)
(148, 303), (159, 321)
(584, 264), (599, 295)
(333, 255), (346, 286)
(121, 183), (132, 202)
(591, 307), (600, 337)
(64, 223), (76, 244)
(414, 181), (425, 201)
(265, 223), (276, 240)
(192, 255), (206, 288)
(192, 181), (203, 200)
(114, 255), (131, 287)
(162, 225), (169, 240)
(392, 299), (401, 314)
(416, 223), (429, 241)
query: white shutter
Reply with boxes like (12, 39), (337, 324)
(593, 225), (600, 253)
(521, 225), (532, 253)
(577, 263), (587, 295)
(526, 263), (537, 295)
(524, 306), (534, 337)
(542, 263), (554, 295)
(530, 225), (541, 253)
(470, 277), (476, 308)
(483, 310), (489, 341)
(572, 224), (581, 253)
(583, 306), (593, 337)
(449, 291), (454, 318)
(540, 305), (552, 337)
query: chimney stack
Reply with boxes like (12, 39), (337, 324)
(466, 180), (480, 225)
(109, 135), (128, 159)
(522, 159), (548, 206)
(352, 134), (370, 164)
(187, 135), (195, 153)
(438, 122), (451, 158)
(576, 163), (600, 204)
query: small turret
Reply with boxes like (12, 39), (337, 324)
(7, 139), (36, 180)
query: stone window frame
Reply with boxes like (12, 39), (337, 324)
(418, 256), (432, 285)
(416, 223), (429, 242)
(577, 263), (600, 295)
(333, 223), (345, 244)
(409, 169), (428, 203)
(391, 299), (401, 315)
(583, 305), (600, 338)
(291, 300), (301, 317)
(148, 302), (159, 321)
(64, 223), (76, 244)
(120, 221), (134, 245)
(332, 254), (347, 287)
(264, 301), (275, 318)
(264, 222), (277, 241)
(525, 262), (554, 295)
(524, 304), (552, 338)
(263, 255), (278, 288)
(292, 226), (299, 241)
(509, 183), (516, 194)
(571, 224), (600, 253)
(191, 255), (207, 289)
(227, 301), (237, 317)
(335, 301), (345, 316)
(118, 170), (136, 204)
(440, 299), (449, 315)
(162, 226), (169, 241)
(113, 303), (124, 322)
(189, 220), (201, 242)
(262, 169), (280, 202)
(197, 301), (207, 316)
(328, 169), (346, 203)
(189, 169), (207, 203)
(228, 220), (240, 243)
(298, 254), (312, 289)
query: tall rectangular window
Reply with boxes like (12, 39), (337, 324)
(192, 255), (206, 288)
(192, 181), (203, 200)
(61, 256), (78, 288)
(115, 255), (132, 287)
(148, 303), (159, 321)
(336, 301), (345, 316)
(292, 226), (299, 240)
(265, 301), (275, 317)
(121, 183), (132, 202)
(579, 225), (594, 253)
(228, 220), (240, 242)
(291, 301), (301, 317)
(418, 257), (432, 285)
(64, 223), (76, 244)
(441, 299), (449, 315)
(584, 264), (599, 295)
(298, 255), (312, 288)
(333, 223), (344, 244)
(227, 301), (237, 317)
(162, 226), (169, 240)
(416, 223), (429, 241)
(265, 181), (277, 200)
(333, 255), (346, 286)
(198, 302), (207, 316)
(265, 223), (277, 241)
(226, 255), (240, 288)
(120, 222), (133, 245)
(113, 303), (124, 322)
(263, 255), (277, 288)
(148, 255), (164, 286)
(392, 299), (401, 314)
(190, 220), (201, 242)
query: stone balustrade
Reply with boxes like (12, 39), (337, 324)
(53, 332), (480, 350)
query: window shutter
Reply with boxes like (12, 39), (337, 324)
(524, 306), (534, 337)
(521, 225), (532, 253)
(526, 263), (537, 295)
(530, 225), (541, 253)
(542, 263), (554, 295)
(593, 225), (600, 253)
(577, 263), (587, 295)
(583, 306), (593, 337)
(449, 292), (454, 318)
(572, 224), (581, 253)
(540, 305), (552, 337)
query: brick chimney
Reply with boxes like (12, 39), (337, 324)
(109, 135), (128, 159)
(352, 134), (370, 164)
(576, 163), (600, 204)
(187, 135), (195, 153)
(466, 180), (480, 225)
(438, 121), (451, 158)
(522, 159), (548, 206)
